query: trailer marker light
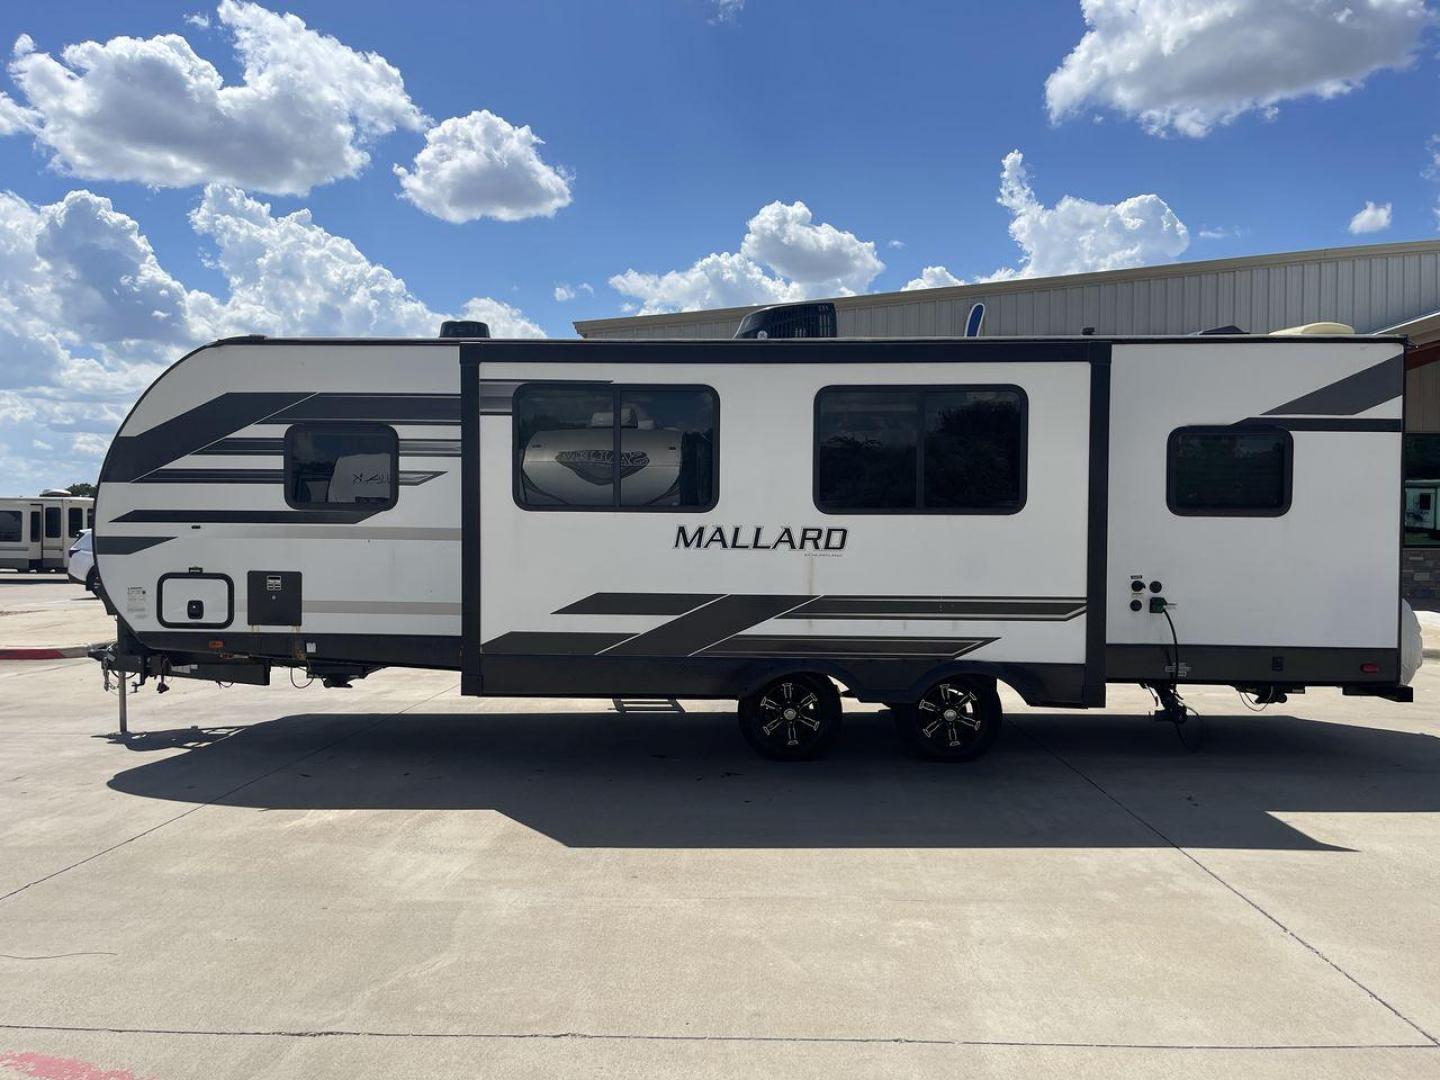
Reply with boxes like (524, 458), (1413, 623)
(1361, 662), (1380, 674)
(208, 640), (223, 650)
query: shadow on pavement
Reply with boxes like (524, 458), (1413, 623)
(105, 707), (1440, 850)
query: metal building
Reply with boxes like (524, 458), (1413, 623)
(576, 238), (1440, 342)
(575, 238), (1440, 604)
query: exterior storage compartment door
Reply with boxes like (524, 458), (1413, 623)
(157, 573), (234, 629)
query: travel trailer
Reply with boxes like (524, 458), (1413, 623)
(0, 493), (94, 572)
(91, 311), (1418, 760)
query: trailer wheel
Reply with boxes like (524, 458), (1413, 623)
(895, 678), (1001, 762)
(738, 674), (842, 761)
(85, 568), (98, 594)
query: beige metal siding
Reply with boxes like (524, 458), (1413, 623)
(576, 240), (1440, 341)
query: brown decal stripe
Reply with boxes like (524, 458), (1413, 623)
(698, 635), (995, 659)
(554, 593), (722, 616)
(481, 631), (636, 655)
(779, 596), (1086, 621)
(133, 469), (446, 486)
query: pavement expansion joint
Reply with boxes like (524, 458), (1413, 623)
(0, 1023), (1437, 1052)
(0, 684), (457, 907)
(1010, 718), (1440, 1048)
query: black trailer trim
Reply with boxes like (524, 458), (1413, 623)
(93, 535), (172, 555)
(460, 346), (483, 695)
(1082, 347), (1111, 707)
(1106, 643), (1400, 684)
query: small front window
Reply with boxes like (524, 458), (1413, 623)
(284, 424), (399, 510)
(1167, 427), (1292, 516)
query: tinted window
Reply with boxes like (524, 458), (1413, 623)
(45, 507), (60, 538)
(86, 508), (95, 529)
(30, 511), (39, 541)
(816, 386), (1026, 513)
(285, 425), (398, 509)
(68, 507), (84, 537)
(1168, 428), (1291, 515)
(516, 385), (718, 511)
(1404, 433), (1440, 546)
(924, 390), (1025, 510)
(0, 510), (20, 543)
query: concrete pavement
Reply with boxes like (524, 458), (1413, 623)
(2, 573), (1439, 1079)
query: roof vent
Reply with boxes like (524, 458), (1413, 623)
(38, 488), (71, 498)
(734, 301), (837, 339)
(439, 320), (490, 339)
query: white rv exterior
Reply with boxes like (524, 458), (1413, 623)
(92, 333), (1412, 759)
(0, 495), (94, 571)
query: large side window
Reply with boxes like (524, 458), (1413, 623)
(515, 384), (718, 511)
(284, 424), (399, 510)
(815, 386), (1026, 513)
(0, 510), (21, 544)
(1167, 427), (1292, 516)
(44, 507), (61, 538)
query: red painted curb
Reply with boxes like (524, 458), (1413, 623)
(0, 644), (96, 660)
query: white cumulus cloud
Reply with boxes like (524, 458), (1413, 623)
(7, 0), (426, 194)
(902, 266), (965, 291)
(1046, 0), (1430, 138)
(1348, 200), (1393, 234)
(395, 109), (572, 223)
(739, 201), (883, 296)
(610, 201), (883, 315)
(0, 183), (543, 490)
(994, 150), (1188, 278)
(895, 151), (1189, 289)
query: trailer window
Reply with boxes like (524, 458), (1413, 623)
(815, 386), (1026, 513)
(514, 384), (718, 511)
(44, 507), (61, 538)
(68, 507), (84, 537)
(86, 508), (95, 529)
(30, 511), (40, 541)
(1167, 427), (1291, 516)
(284, 424), (398, 510)
(0, 511), (20, 543)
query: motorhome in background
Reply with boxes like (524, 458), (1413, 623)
(89, 309), (1418, 762)
(0, 492), (95, 571)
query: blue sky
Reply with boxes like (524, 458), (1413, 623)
(0, 0), (1436, 487)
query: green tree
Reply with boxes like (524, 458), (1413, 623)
(66, 482), (96, 498)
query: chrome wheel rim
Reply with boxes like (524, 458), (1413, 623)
(916, 683), (983, 750)
(757, 681), (824, 750)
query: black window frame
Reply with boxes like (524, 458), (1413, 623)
(812, 383), (1029, 516)
(1165, 424), (1293, 518)
(512, 382), (720, 514)
(283, 422), (400, 512)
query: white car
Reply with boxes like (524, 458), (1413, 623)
(67, 529), (97, 593)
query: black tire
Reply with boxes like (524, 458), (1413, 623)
(85, 568), (98, 594)
(738, 673), (842, 761)
(895, 678), (1002, 762)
